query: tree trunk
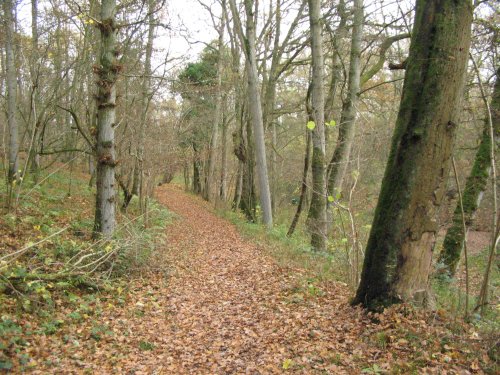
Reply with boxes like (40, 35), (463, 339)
(229, 0), (273, 228)
(93, 0), (119, 239)
(306, 0), (327, 251)
(192, 143), (202, 195)
(353, 0), (472, 308)
(326, 0), (363, 197)
(324, 0), (347, 133)
(204, 5), (225, 202)
(220, 105), (228, 201)
(288, 130), (312, 237)
(4, 0), (19, 189)
(137, 0), (155, 212)
(28, 0), (41, 181)
(439, 67), (500, 277)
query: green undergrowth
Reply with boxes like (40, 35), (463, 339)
(431, 244), (499, 362)
(0, 165), (171, 370)
(219, 209), (351, 285)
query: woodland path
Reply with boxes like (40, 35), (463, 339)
(31, 184), (471, 374)
(137, 184), (366, 374)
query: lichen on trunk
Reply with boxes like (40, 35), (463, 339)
(93, 0), (118, 239)
(353, 0), (472, 309)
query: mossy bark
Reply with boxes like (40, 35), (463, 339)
(439, 68), (499, 277)
(353, 0), (472, 309)
(306, 0), (327, 251)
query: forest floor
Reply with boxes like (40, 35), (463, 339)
(1, 181), (498, 374)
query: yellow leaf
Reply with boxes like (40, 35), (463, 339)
(282, 359), (293, 370)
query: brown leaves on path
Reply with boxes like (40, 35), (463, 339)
(25, 184), (492, 374)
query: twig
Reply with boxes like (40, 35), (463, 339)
(470, 56), (498, 314)
(0, 227), (69, 268)
(451, 156), (469, 317)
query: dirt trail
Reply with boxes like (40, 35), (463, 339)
(31, 184), (484, 374)
(147, 184), (363, 374)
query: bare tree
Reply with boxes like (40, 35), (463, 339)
(306, 0), (327, 251)
(3, 0), (19, 200)
(229, 0), (273, 228)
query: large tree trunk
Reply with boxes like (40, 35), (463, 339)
(4, 0), (19, 189)
(439, 67), (500, 277)
(306, 0), (327, 251)
(326, 0), (363, 197)
(353, 0), (472, 308)
(93, 0), (119, 238)
(229, 0), (273, 228)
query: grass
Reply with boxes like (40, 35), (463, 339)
(218, 194), (498, 372)
(0, 163), (172, 370)
(218, 208), (353, 286)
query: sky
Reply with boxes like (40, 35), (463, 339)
(163, 0), (219, 61)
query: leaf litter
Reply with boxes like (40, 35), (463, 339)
(3, 184), (496, 374)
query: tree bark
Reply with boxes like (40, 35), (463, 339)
(204, 4), (226, 202)
(353, 0), (472, 308)
(28, 0), (41, 181)
(219, 103), (228, 201)
(93, 0), (119, 238)
(229, 0), (273, 228)
(439, 67), (500, 277)
(326, 0), (363, 198)
(288, 130), (312, 237)
(4, 0), (19, 188)
(306, 0), (327, 251)
(192, 143), (203, 195)
(137, 0), (156, 212)
(324, 0), (347, 133)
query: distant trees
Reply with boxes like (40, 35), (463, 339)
(1, 0), (496, 316)
(354, 0), (473, 308)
